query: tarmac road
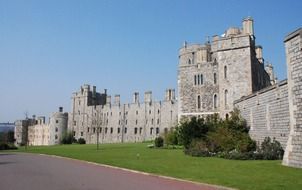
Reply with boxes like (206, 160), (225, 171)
(0, 153), (228, 190)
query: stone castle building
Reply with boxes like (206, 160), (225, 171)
(69, 85), (177, 144)
(14, 107), (68, 146)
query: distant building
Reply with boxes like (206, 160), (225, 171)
(14, 107), (68, 146)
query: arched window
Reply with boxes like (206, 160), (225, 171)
(134, 127), (138, 134)
(224, 66), (227, 79)
(156, 128), (160, 134)
(197, 75), (200, 85)
(225, 90), (228, 107)
(188, 59), (191, 64)
(194, 75), (197, 85)
(214, 94), (217, 109)
(200, 74), (203, 85)
(214, 73), (217, 84)
(197, 95), (201, 109)
(150, 128), (153, 135)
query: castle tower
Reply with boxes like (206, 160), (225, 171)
(283, 28), (302, 168)
(178, 18), (271, 119)
(49, 107), (68, 145)
(68, 85), (107, 139)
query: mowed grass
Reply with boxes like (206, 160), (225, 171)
(12, 143), (302, 190)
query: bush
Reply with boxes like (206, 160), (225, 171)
(178, 117), (209, 149)
(61, 131), (74, 144)
(164, 128), (178, 146)
(184, 139), (210, 157)
(154, 136), (164, 148)
(260, 137), (284, 160)
(77, 138), (86, 144)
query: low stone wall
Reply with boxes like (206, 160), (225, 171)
(234, 80), (290, 148)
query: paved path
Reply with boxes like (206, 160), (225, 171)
(0, 153), (228, 190)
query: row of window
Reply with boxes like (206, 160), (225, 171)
(77, 109), (163, 116)
(83, 127), (161, 135)
(192, 66), (227, 86)
(196, 90), (228, 109)
(74, 117), (162, 126)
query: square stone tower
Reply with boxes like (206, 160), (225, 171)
(283, 28), (302, 168)
(178, 17), (271, 120)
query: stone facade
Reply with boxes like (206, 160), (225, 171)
(68, 85), (178, 144)
(178, 17), (271, 120)
(283, 28), (302, 168)
(234, 80), (290, 148)
(14, 107), (68, 146)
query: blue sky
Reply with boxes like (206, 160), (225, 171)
(0, 0), (301, 122)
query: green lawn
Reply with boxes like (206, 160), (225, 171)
(10, 143), (302, 190)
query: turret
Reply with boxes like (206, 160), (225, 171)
(114, 95), (120, 106)
(49, 107), (68, 145)
(255, 45), (264, 64)
(242, 17), (254, 37)
(133, 92), (139, 104)
(165, 89), (175, 101)
(106, 95), (111, 105)
(144, 91), (152, 103)
(265, 63), (277, 85)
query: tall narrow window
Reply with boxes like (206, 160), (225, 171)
(214, 94), (217, 109)
(214, 73), (217, 84)
(200, 74), (203, 85)
(194, 75), (197, 85)
(225, 90), (228, 107)
(197, 95), (201, 109)
(198, 75), (200, 85)
(224, 66), (227, 79)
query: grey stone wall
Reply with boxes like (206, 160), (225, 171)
(68, 85), (178, 144)
(283, 28), (302, 168)
(234, 80), (290, 148)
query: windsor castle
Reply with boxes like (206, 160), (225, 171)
(15, 18), (302, 168)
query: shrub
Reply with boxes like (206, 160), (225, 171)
(61, 131), (74, 144)
(178, 117), (209, 149)
(154, 136), (164, 148)
(164, 128), (178, 146)
(77, 138), (86, 144)
(184, 139), (210, 157)
(260, 137), (284, 160)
